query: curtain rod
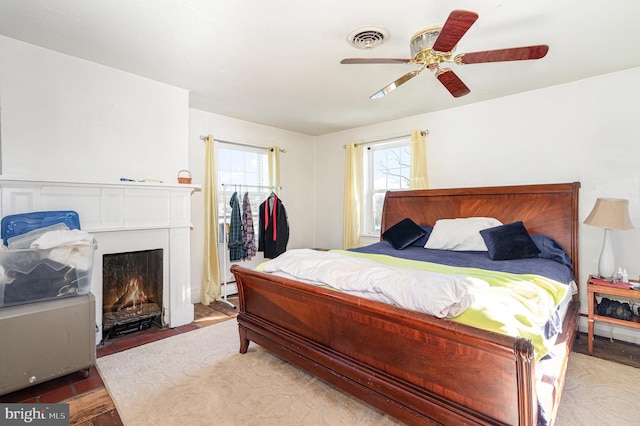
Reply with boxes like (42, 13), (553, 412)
(220, 183), (281, 190)
(200, 135), (286, 153)
(342, 130), (428, 149)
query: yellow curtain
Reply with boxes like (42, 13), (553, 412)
(201, 134), (221, 304)
(410, 130), (428, 189)
(342, 143), (362, 249)
(268, 146), (281, 190)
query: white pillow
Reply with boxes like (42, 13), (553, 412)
(425, 217), (503, 251)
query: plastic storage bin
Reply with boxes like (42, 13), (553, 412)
(0, 211), (95, 308)
(0, 243), (95, 307)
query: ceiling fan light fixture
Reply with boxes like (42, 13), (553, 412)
(347, 26), (390, 50)
(410, 26), (449, 60)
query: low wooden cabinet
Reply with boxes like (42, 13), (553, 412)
(587, 276), (640, 355)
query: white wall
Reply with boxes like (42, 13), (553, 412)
(0, 36), (189, 183)
(188, 108), (315, 302)
(315, 67), (640, 343)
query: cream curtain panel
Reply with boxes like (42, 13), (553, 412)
(268, 147), (281, 190)
(201, 135), (222, 304)
(410, 130), (428, 189)
(342, 143), (362, 249)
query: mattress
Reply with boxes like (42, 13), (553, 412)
(262, 246), (575, 361)
(350, 240), (577, 351)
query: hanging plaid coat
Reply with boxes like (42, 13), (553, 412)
(241, 192), (256, 259)
(228, 192), (244, 261)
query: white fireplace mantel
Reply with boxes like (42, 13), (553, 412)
(0, 177), (200, 338)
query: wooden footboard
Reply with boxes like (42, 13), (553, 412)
(231, 265), (579, 425)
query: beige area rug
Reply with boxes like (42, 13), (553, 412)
(97, 319), (400, 426)
(555, 352), (639, 425)
(97, 319), (640, 426)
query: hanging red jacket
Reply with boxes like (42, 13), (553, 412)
(258, 194), (289, 258)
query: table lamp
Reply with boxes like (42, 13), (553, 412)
(584, 197), (634, 279)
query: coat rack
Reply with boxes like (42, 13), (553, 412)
(219, 183), (282, 308)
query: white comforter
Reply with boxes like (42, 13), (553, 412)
(262, 249), (488, 318)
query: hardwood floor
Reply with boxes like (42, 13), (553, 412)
(573, 330), (640, 368)
(2, 297), (639, 425)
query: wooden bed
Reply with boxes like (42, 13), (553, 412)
(230, 182), (580, 426)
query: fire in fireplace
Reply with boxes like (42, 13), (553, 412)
(102, 249), (163, 340)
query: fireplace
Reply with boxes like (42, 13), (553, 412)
(102, 249), (163, 339)
(0, 178), (197, 343)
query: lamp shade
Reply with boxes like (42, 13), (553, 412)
(584, 198), (634, 230)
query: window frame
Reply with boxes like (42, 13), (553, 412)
(216, 143), (270, 244)
(362, 136), (412, 237)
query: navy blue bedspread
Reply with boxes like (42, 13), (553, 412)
(349, 241), (575, 285)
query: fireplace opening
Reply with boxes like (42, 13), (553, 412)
(102, 249), (163, 340)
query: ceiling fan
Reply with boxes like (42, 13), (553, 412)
(341, 10), (549, 99)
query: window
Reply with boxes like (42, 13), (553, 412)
(216, 143), (270, 243)
(363, 137), (411, 235)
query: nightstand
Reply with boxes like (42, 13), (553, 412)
(587, 275), (640, 355)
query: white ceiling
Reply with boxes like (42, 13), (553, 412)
(1, 1), (640, 136)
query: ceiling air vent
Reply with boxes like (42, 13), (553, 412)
(347, 26), (389, 50)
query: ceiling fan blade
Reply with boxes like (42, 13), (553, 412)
(341, 58), (412, 64)
(432, 9), (478, 52)
(456, 45), (549, 64)
(370, 70), (421, 99)
(435, 68), (470, 98)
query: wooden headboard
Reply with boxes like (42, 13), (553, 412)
(381, 182), (581, 281)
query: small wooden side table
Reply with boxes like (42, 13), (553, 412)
(587, 275), (640, 355)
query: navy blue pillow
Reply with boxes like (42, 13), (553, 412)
(480, 221), (541, 261)
(382, 218), (426, 250)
